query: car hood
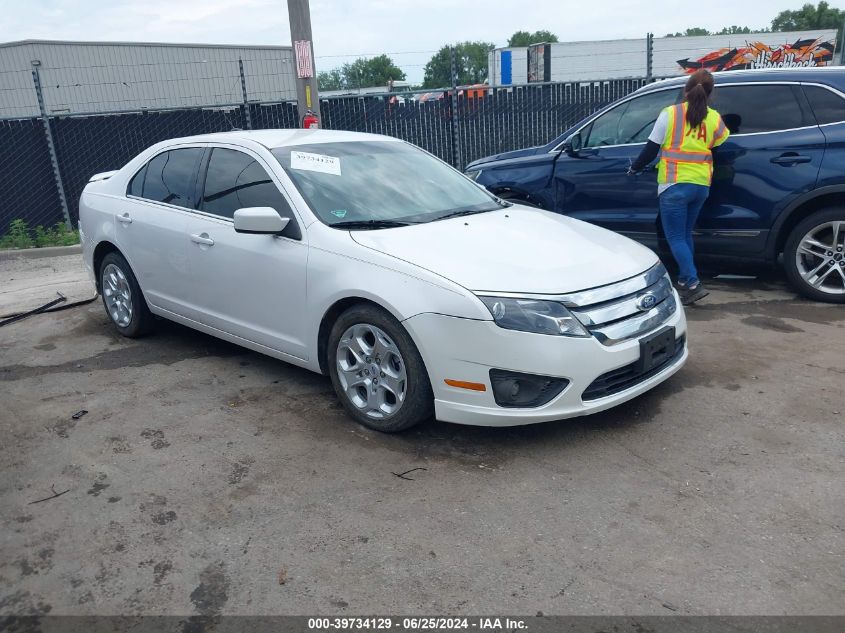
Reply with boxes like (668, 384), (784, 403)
(350, 207), (659, 294)
(466, 146), (544, 169)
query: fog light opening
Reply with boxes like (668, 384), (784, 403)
(489, 369), (569, 408)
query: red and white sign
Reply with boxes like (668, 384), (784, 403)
(295, 40), (314, 78)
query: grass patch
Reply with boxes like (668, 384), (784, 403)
(0, 219), (79, 249)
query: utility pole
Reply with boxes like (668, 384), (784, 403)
(646, 33), (654, 82)
(287, 0), (321, 125)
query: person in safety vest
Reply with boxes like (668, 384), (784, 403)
(628, 69), (729, 305)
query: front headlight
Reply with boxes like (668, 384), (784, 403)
(478, 296), (590, 337)
(464, 169), (482, 181)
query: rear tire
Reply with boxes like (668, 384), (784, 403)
(327, 304), (433, 433)
(783, 208), (845, 303)
(99, 252), (155, 337)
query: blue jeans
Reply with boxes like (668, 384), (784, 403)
(659, 183), (709, 286)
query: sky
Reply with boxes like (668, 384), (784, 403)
(0, 0), (821, 83)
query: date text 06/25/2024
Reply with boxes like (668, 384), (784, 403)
(307, 617), (528, 630)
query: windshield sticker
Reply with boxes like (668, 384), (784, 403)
(330, 209), (348, 218)
(290, 151), (341, 176)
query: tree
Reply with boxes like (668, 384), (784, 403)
(316, 54), (406, 91)
(343, 55), (406, 89)
(716, 25), (755, 34)
(507, 30), (559, 47)
(665, 25), (765, 37)
(423, 41), (495, 88)
(317, 68), (344, 91)
(665, 27), (713, 37)
(772, 1), (844, 47)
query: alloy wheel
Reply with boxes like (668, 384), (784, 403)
(335, 323), (407, 419)
(795, 221), (845, 296)
(102, 263), (134, 327)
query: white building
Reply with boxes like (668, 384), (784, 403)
(0, 40), (297, 119)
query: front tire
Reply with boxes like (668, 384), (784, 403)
(327, 304), (433, 433)
(784, 208), (845, 303)
(99, 251), (155, 337)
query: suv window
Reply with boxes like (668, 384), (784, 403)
(710, 84), (808, 134)
(585, 89), (679, 148)
(200, 148), (300, 238)
(131, 148), (203, 208)
(802, 85), (845, 125)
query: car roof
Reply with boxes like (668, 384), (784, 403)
(637, 66), (845, 93)
(162, 129), (403, 149)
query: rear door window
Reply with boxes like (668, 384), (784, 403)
(710, 84), (809, 134)
(134, 148), (203, 209)
(802, 85), (845, 125)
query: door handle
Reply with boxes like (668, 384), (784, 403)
(190, 233), (214, 246)
(117, 213), (132, 224)
(770, 153), (812, 165)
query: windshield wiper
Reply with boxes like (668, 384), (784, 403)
(331, 220), (414, 230)
(433, 206), (501, 222)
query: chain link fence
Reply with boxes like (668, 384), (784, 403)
(1, 73), (654, 234)
(0, 118), (64, 232)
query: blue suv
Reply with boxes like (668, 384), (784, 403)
(466, 68), (845, 303)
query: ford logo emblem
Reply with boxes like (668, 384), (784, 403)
(637, 293), (657, 311)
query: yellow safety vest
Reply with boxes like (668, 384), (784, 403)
(658, 104), (729, 187)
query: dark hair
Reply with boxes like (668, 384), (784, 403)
(684, 69), (714, 128)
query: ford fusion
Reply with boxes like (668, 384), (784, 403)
(80, 130), (687, 432)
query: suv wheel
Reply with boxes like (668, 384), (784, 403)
(99, 251), (155, 337)
(327, 304), (433, 433)
(784, 208), (845, 303)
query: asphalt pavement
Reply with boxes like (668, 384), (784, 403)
(1, 254), (843, 616)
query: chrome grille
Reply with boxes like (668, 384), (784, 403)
(563, 263), (677, 346)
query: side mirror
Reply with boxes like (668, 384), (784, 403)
(563, 133), (582, 156)
(233, 207), (290, 234)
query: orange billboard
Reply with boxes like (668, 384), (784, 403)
(678, 36), (836, 73)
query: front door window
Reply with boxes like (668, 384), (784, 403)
(584, 89), (679, 148)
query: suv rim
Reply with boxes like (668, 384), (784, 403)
(336, 324), (407, 419)
(103, 263), (134, 327)
(796, 220), (845, 295)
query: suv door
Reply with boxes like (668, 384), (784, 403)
(121, 147), (203, 315)
(802, 83), (845, 190)
(552, 87), (680, 248)
(699, 83), (824, 257)
(186, 146), (309, 360)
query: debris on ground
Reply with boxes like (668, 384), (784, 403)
(391, 467), (427, 481)
(0, 292), (66, 327)
(28, 485), (71, 505)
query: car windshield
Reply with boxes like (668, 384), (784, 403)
(272, 141), (505, 227)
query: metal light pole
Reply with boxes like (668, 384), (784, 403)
(839, 20), (845, 66)
(287, 0), (321, 125)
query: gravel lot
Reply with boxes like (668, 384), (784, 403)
(1, 266), (843, 616)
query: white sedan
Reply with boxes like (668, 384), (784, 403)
(80, 130), (687, 432)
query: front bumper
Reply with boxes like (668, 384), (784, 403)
(403, 297), (687, 427)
